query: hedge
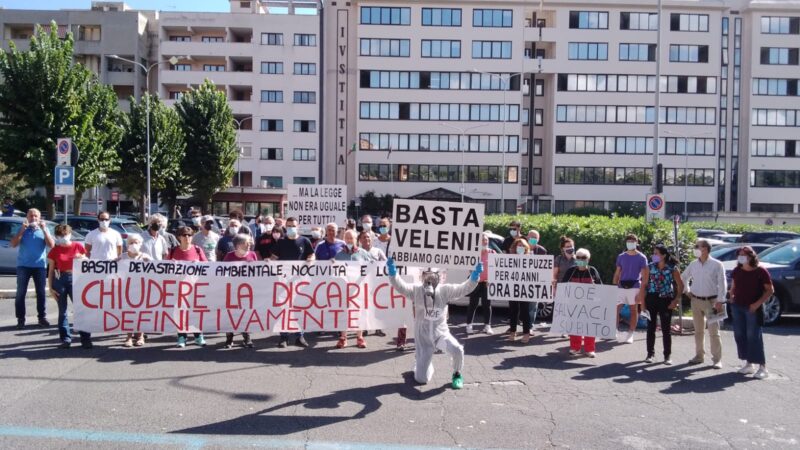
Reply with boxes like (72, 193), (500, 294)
(484, 214), (697, 284)
(688, 221), (800, 234)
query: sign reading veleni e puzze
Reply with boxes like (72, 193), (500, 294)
(389, 199), (484, 270)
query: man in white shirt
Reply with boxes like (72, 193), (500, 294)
(82, 211), (123, 349)
(142, 216), (169, 260)
(681, 238), (727, 368)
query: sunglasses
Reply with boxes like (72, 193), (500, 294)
(179, 234), (192, 237)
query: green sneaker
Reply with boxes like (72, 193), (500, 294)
(451, 372), (464, 390)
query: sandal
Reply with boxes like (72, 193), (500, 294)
(356, 337), (366, 348)
(335, 337), (347, 349)
(134, 336), (145, 347)
(123, 337), (133, 348)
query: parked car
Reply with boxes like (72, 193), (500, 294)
(737, 231), (800, 245)
(705, 238), (726, 248)
(0, 217), (85, 272)
(696, 229), (726, 238)
(723, 239), (800, 325)
(52, 215), (144, 242)
(711, 233), (742, 243)
(709, 243), (772, 262)
(167, 217), (225, 235)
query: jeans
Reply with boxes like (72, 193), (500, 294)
(466, 282), (492, 325)
(508, 301), (532, 334)
(645, 294), (672, 358)
(53, 272), (91, 343)
(279, 331), (304, 340)
(731, 303), (766, 365)
(15, 266), (47, 322)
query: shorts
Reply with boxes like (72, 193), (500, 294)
(618, 288), (639, 306)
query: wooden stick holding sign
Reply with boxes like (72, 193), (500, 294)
(549, 283), (619, 339)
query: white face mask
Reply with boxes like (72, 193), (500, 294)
(191, 217), (201, 225)
(311, 231), (322, 239)
(693, 248), (702, 258)
(264, 224), (274, 233)
(98, 220), (110, 230)
(28, 222), (39, 230)
(235, 248), (248, 257)
(227, 226), (238, 236)
(56, 236), (71, 246)
(626, 242), (637, 251)
(516, 246), (525, 255)
(362, 222), (372, 230)
(272, 233), (281, 240)
(737, 255), (749, 265)
(345, 242), (354, 250)
(128, 243), (141, 254)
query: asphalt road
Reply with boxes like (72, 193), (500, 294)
(1, 294), (799, 450)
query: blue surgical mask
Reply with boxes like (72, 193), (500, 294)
(575, 260), (588, 268)
(378, 226), (389, 235)
(515, 246), (525, 255)
(286, 227), (298, 238)
(652, 254), (661, 263)
(509, 229), (518, 238)
(346, 243), (354, 250)
(529, 238), (538, 246)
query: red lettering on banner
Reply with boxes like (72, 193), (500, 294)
(305, 309), (324, 329)
(194, 282), (209, 309)
(245, 309), (264, 331)
(330, 309), (344, 328)
(348, 310), (359, 329)
(266, 308), (285, 330)
(126, 278), (145, 308)
(286, 309), (299, 331)
(146, 279), (165, 307)
(135, 310), (153, 332)
(81, 281), (100, 308)
(103, 311), (119, 330)
(227, 309), (245, 329)
(177, 281), (192, 308)
(346, 282), (362, 309)
(273, 282), (290, 307)
(98, 280), (114, 308)
(163, 280), (179, 308)
(327, 283), (342, 309)
(121, 311), (134, 330)
(294, 281), (313, 309)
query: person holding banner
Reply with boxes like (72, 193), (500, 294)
(561, 248), (603, 358)
(386, 257), (482, 389)
(507, 238), (534, 343)
(47, 224), (87, 349)
(526, 230), (548, 329)
(501, 220), (522, 252)
(142, 216), (169, 260)
(466, 233), (495, 336)
(119, 234), (152, 347)
(553, 236), (577, 339)
(358, 230), (388, 339)
(639, 244), (684, 365)
(613, 234), (648, 344)
(315, 223), (345, 261)
(192, 215), (220, 261)
(81, 211), (123, 348)
(257, 225), (283, 260)
(216, 218), (245, 261)
(222, 234), (257, 348)
(373, 217), (392, 255)
(270, 217), (315, 348)
(170, 226), (208, 348)
(333, 230), (369, 348)
(309, 226), (323, 249)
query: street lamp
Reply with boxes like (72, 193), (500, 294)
(662, 130), (714, 218)
(438, 122), (492, 202)
(233, 116), (254, 212)
(107, 54), (186, 218)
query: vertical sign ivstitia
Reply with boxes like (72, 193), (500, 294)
(336, 9), (349, 183)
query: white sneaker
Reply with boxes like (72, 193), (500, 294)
(465, 324), (474, 335)
(712, 361), (723, 369)
(664, 358), (673, 366)
(625, 332), (635, 344)
(586, 351), (596, 358)
(483, 325), (494, 335)
(645, 355), (655, 363)
(754, 366), (769, 380)
(568, 349), (580, 356)
(640, 311), (651, 321)
(738, 363), (757, 375)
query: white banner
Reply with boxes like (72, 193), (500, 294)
(73, 259), (418, 333)
(549, 283), (619, 339)
(389, 199), (484, 270)
(487, 254), (554, 302)
(286, 184), (348, 234)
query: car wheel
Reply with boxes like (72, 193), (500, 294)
(762, 294), (783, 326)
(536, 302), (554, 322)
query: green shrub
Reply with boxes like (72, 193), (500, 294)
(485, 214), (696, 284)
(688, 221), (800, 234)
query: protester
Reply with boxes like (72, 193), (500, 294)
(612, 234), (648, 344)
(561, 248), (603, 358)
(222, 234), (257, 348)
(274, 217), (285, 229)
(466, 232), (495, 335)
(334, 229), (368, 348)
(507, 238), (533, 343)
(2, 196), (15, 216)
(228, 210), (252, 235)
(189, 209), (203, 231)
(270, 217), (315, 348)
(682, 239), (727, 368)
(373, 216), (392, 254)
(340, 218), (357, 240)
(553, 236), (576, 285)
(216, 218), (243, 261)
(119, 234), (151, 347)
(386, 257), (482, 389)
(358, 230), (388, 338)
(526, 229), (548, 329)
(248, 214), (266, 239)
(11, 208), (54, 329)
(729, 246), (773, 379)
(315, 222), (345, 261)
(501, 220), (521, 252)
(256, 225), (282, 261)
(309, 226), (323, 249)
(360, 215), (374, 234)
(192, 215), (220, 261)
(46, 224), (86, 349)
(151, 213), (178, 251)
(639, 244), (683, 365)
(142, 215), (169, 260)
(170, 226), (208, 348)
(83, 211), (123, 348)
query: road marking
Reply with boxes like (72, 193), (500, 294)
(0, 425), (471, 450)
(0, 289), (34, 294)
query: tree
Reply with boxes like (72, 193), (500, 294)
(0, 161), (31, 203)
(0, 22), (122, 217)
(176, 80), (237, 210)
(118, 94), (187, 222)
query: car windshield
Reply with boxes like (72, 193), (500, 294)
(758, 241), (800, 265)
(120, 223), (144, 235)
(709, 247), (734, 259)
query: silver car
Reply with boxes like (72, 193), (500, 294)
(0, 217), (84, 273)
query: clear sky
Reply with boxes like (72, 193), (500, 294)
(0, 0), (229, 12)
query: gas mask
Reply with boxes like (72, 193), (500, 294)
(421, 269), (441, 298)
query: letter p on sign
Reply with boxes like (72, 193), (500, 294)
(54, 166), (75, 196)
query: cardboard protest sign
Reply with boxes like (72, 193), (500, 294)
(73, 259), (418, 333)
(487, 254), (554, 302)
(286, 184), (347, 234)
(389, 199), (484, 270)
(549, 283), (619, 339)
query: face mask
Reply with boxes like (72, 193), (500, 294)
(56, 237), (71, 246)
(379, 226), (389, 235)
(346, 243), (354, 250)
(264, 224), (274, 233)
(286, 227), (298, 238)
(529, 238), (538, 246)
(693, 249), (702, 258)
(149, 223), (160, 232)
(28, 222), (39, 231)
(98, 220), (110, 230)
(272, 233), (281, 240)
(235, 248), (248, 258)
(564, 247), (574, 255)
(191, 217), (201, 225)
(203, 222), (213, 231)
(363, 222), (372, 230)
(652, 254), (662, 263)
(509, 229), (518, 238)
(128, 243), (141, 254)
(227, 226), (238, 236)
(516, 246), (526, 255)
(626, 242), (637, 251)
(737, 255), (749, 265)
(311, 230), (322, 240)
(575, 260), (588, 268)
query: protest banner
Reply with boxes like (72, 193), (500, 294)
(72, 259), (419, 334)
(286, 184), (348, 233)
(389, 199), (484, 270)
(549, 283), (619, 339)
(487, 254), (554, 302)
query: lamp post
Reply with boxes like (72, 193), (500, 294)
(662, 130), (714, 218)
(653, 0), (664, 195)
(438, 122), (493, 202)
(107, 54), (186, 218)
(233, 116), (253, 211)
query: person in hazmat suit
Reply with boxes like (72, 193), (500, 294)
(386, 257), (483, 389)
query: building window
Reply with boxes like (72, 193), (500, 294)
(620, 12), (658, 30)
(421, 40), (461, 58)
(471, 41), (512, 59)
(422, 8), (462, 26)
(670, 13), (709, 32)
(261, 33), (283, 45)
(619, 43), (656, 61)
(555, 201), (606, 214)
(359, 133), (519, 153)
(201, 36), (224, 43)
(760, 17), (800, 34)
(293, 177), (316, 185)
(173, 64), (191, 71)
(558, 74), (657, 93)
(260, 119), (283, 132)
(169, 36), (191, 42)
(293, 148), (317, 161)
(360, 7), (411, 25)
(568, 42), (608, 60)
(359, 70), (520, 91)
(534, 109), (543, 125)
(293, 63), (316, 75)
(752, 78), (799, 96)
(359, 102), (519, 122)
(472, 9), (513, 28)
(659, 138), (716, 155)
(532, 168), (542, 185)
(293, 120), (316, 132)
(260, 90), (283, 103)
(293, 34), (316, 46)
(261, 62), (283, 74)
(203, 64), (225, 72)
(533, 139), (542, 155)
(750, 203), (794, 213)
(534, 79), (544, 96)
(659, 107), (717, 125)
(751, 170), (800, 188)
(169, 91), (185, 100)
(751, 109), (800, 126)
(293, 91), (316, 104)
(359, 38), (411, 57)
(760, 47), (800, 65)
(661, 75), (717, 94)
(569, 11), (609, 29)
(556, 105), (656, 124)
(669, 45), (709, 62)
(662, 168), (715, 186)
(557, 136), (656, 155)
(751, 140), (799, 157)
(555, 166), (653, 185)
(260, 148), (283, 160)
(261, 176), (283, 188)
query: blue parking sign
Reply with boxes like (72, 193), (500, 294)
(54, 166), (75, 196)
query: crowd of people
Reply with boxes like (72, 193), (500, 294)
(10, 209), (774, 381)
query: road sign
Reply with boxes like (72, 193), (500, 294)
(54, 166), (75, 196)
(111, 191), (119, 201)
(646, 193), (666, 222)
(56, 138), (72, 166)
